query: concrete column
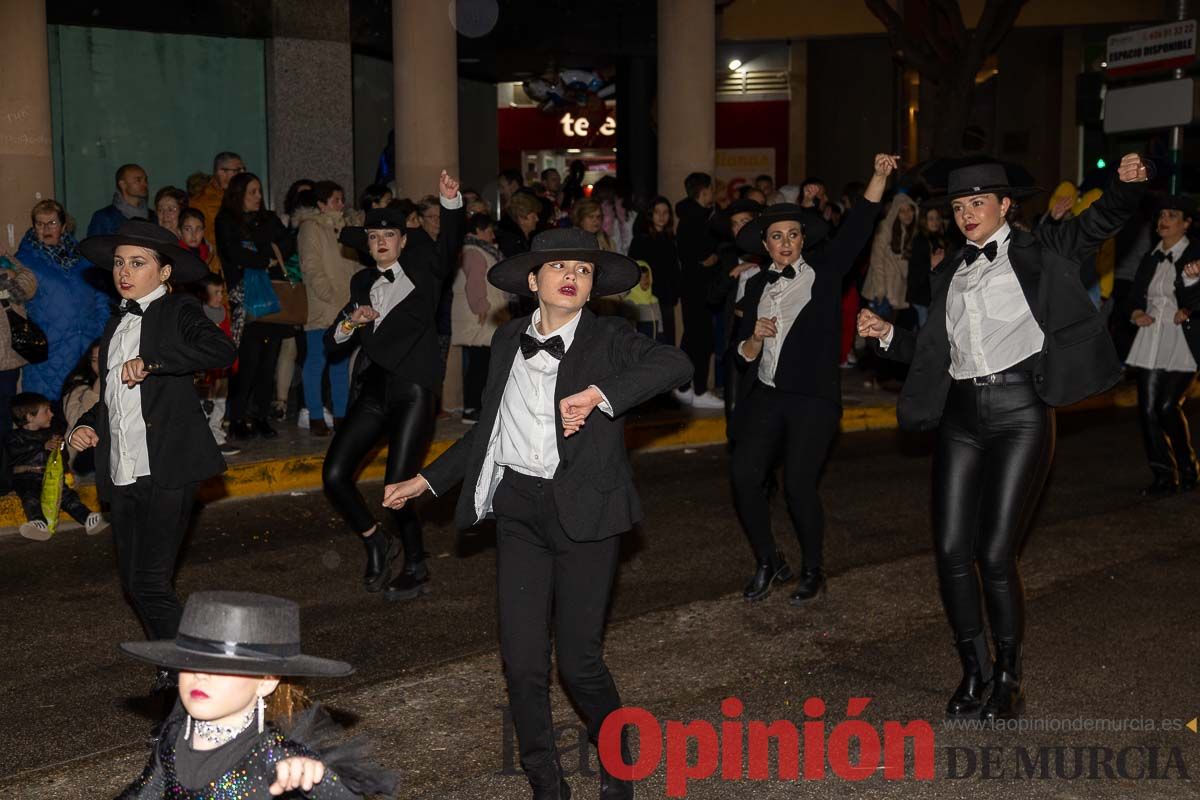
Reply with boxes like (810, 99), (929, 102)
(1059, 28), (1082, 184)
(657, 0), (715, 202)
(787, 41), (808, 184)
(266, 0), (354, 211)
(0, 0), (54, 248)
(392, 0), (459, 199)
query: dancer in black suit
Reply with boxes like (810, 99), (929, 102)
(322, 170), (464, 599)
(383, 228), (691, 800)
(70, 220), (236, 644)
(858, 154), (1150, 721)
(730, 154), (895, 604)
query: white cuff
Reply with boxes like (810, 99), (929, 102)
(332, 323), (354, 344)
(440, 193), (463, 210)
(1183, 274), (1200, 288)
(879, 327), (894, 350)
(589, 384), (614, 418)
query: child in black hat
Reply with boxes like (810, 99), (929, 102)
(68, 220), (237, 656)
(117, 591), (395, 798)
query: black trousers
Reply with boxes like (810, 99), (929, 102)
(680, 288), (713, 394)
(730, 383), (841, 570)
(230, 321), (287, 422)
(13, 477), (91, 525)
(934, 380), (1054, 648)
(1136, 368), (1198, 484)
(110, 476), (198, 640)
(322, 368), (435, 560)
(493, 471), (622, 778)
(659, 299), (677, 348)
(462, 345), (490, 412)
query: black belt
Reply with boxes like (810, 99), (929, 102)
(955, 369), (1034, 386)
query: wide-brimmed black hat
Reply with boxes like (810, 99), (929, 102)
(735, 202), (830, 256)
(926, 162), (1043, 207)
(488, 228), (640, 298)
(711, 198), (765, 239)
(80, 219), (210, 284)
(119, 591), (354, 678)
(1157, 194), (1196, 218)
(339, 207), (413, 255)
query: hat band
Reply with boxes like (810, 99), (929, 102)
(176, 632), (301, 661)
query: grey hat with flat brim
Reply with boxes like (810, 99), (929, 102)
(488, 227), (640, 298)
(119, 591), (354, 678)
(80, 218), (211, 284)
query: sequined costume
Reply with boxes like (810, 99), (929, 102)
(117, 704), (396, 799)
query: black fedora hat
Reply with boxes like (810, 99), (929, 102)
(735, 202), (830, 256)
(926, 162), (1043, 207)
(119, 591), (354, 678)
(1157, 194), (1196, 218)
(711, 198), (765, 239)
(339, 207), (413, 255)
(80, 219), (210, 284)
(488, 228), (640, 298)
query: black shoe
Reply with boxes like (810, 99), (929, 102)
(253, 418), (279, 439)
(385, 559), (431, 601)
(979, 643), (1024, 721)
(599, 731), (635, 799)
(1139, 477), (1178, 497)
(462, 409), (480, 424)
(742, 555), (793, 601)
(218, 442), (242, 457)
(526, 763), (570, 800)
(946, 635), (992, 718)
(1181, 474), (1197, 492)
(788, 568), (826, 605)
(362, 531), (400, 592)
(229, 420), (257, 440)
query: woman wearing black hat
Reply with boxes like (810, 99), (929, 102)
(68, 220), (237, 649)
(381, 228), (692, 800)
(730, 154), (896, 606)
(707, 197), (764, 419)
(1127, 196), (1200, 496)
(322, 171), (464, 599)
(858, 153), (1150, 720)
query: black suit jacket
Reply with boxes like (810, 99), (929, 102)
(877, 176), (1146, 430)
(76, 293), (238, 501)
(420, 309), (693, 542)
(325, 204), (464, 395)
(1129, 240), (1200, 364)
(730, 198), (881, 425)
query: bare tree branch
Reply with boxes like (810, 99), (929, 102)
(865, 0), (944, 76)
(979, 0), (1030, 56)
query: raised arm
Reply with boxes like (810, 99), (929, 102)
(822, 154), (896, 272)
(1036, 153), (1149, 263)
(434, 170), (466, 282)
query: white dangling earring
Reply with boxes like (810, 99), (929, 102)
(257, 695), (265, 734)
(184, 714), (192, 740)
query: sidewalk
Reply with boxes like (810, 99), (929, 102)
(0, 373), (1159, 531)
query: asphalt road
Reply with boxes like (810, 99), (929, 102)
(1, 405), (1197, 798)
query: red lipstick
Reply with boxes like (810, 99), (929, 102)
(189, 689), (209, 700)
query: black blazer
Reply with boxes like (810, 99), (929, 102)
(76, 293), (238, 501)
(420, 309), (693, 543)
(1129, 239), (1200, 364)
(731, 198), (882, 419)
(325, 205), (464, 396)
(877, 177), (1146, 430)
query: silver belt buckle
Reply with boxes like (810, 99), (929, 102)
(972, 373), (999, 386)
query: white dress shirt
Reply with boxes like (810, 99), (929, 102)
(738, 257), (814, 387)
(104, 284), (166, 486)
(943, 224), (1044, 379)
(1127, 236), (1199, 372)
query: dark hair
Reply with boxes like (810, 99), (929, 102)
(62, 341), (102, 394)
(755, 174), (773, 185)
(284, 179), (316, 217)
(221, 172), (263, 222)
(359, 183), (391, 211)
(540, 167), (560, 182)
(842, 181), (866, 209)
(11, 392), (50, 426)
(499, 168), (523, 187)
(212, 151), (243, 173)
(889, 202), (917, 257)
(183, 271), (225, 303)
(417, 195), (440, 216)
(312, 180), (344, 207)
(684, 172), (712, 199)
(390, 198), (419, 226)
(633, 195), (674, 239)
(467, 212), (494, 235)
(179, 207), (206, 229)
(801, 177), (825, 192)
(154, 186), (187, 209)
(115, 163), (143, 186)
(736, 185), (761, 200)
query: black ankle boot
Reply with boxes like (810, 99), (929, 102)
(362, 530), (399, 592)
(788, 568), (826, 605)
(1139, 475), (1178, 497)
(527, 763), (570, 800)
(743, 554), (793, 601)
(980, 642), (1024, 721)
(946, 634), (992, 718)
(598, 729), (635, 799)
(384, 558), (431, 601)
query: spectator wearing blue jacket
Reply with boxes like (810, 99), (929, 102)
(86, 164), (154, 237)
(15, 200), (111, 402)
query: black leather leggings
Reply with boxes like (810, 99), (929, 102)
(933, 380), (1055, 648)
(322, 368), (436, 561)
(1136, 368), (1198, 483)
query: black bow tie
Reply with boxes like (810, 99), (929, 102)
(118, 301), (144, 317)
(375, 268), (396, 283)
(962, 241), (999, 265)
(1155, 250), (1175, 264)
(765, 265), (797, 284)
(520, 333), (565, 361)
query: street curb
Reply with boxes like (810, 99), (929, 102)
(0, 382), (1160, 530)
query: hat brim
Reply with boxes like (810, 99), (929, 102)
(119, 640), (355, 678)
(80, 234), (210, 284)
(735, 209), (830, 256)
(923, 185), (1044, 208)
(339, 225), (411, 257)
(488, 248), (641, 298)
